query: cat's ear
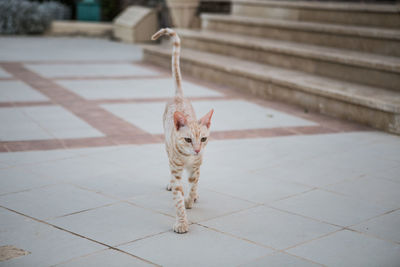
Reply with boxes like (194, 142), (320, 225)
(174, 111), (186, 130)
(199, 109), (214, 129)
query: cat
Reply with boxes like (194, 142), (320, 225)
(151, 28), (214, 233)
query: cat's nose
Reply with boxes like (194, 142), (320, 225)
(194, 149), (200, 154)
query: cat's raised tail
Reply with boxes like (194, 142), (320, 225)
(151, 28), (183, 97)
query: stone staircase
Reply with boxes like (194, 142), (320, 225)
(142, 0), (400, 134)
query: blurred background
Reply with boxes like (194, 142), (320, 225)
(1, 0), (400, 266)
(0, 0), (233, 34)
(0, 0), (397, 35)
(0, 0), (399, 134)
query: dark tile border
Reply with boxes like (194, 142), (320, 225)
(52, 75), (169, 81)
(0, 60), (371, 152)
(2, 136), (162, 152)
(0, 63), (155, 138)
(91, 96), (232, 105)
(21, 60), (137, 65)
(0, 101), (53, 108)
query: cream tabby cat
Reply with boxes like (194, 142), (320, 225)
(152, 28), (214, 233)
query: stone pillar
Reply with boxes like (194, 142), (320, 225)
(113, 6), (158, 43)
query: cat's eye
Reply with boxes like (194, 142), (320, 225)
(184, 138), (192, 143)
(201, 137), (207, 142)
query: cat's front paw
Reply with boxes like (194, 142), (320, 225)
(173, 220), (189, 234)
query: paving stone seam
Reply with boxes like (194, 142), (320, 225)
(266, 201), (346, 228)
(344, 226), (400, 246)
(203, 185), (316, 207)
(200, 187), (262, 204)
(266, 187), (317, 203)
(0, 154), (85, 169)
(346, 207), (400, 229)
(123, 200), (175, 219)
(125, 188), (171, 201)
(21, 107), (61, 140)
(347, 230), (400, 246)
(113, 229), (171, 248)
(237, 251), (326, 267)
(318, 173), (367, 188)
(50, 201), (120, 220)
(1, 163), (397, 259)
(70, 199), (301, 253)
(282, 228), (344, 251)
(191, 203), (262, 224)
(124, 188), (281, 225)
(0, 205), (162, 267)
(0, 181), (60, 197)
(261, 155), (359, 176)
(50, 248), (111, 267)
(195, 222), (278, 251)
(315, 186), (400, 211)
(116, 200), (400, 262)
(267, 201), (400, 243)
(279, 251), (328, 267)
(66, 182), (128, 201)
(195, 203), (343, 251)
(260, 184), (400, 232)
(0, 183), (123, 220)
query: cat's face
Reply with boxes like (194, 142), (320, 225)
(174, 110), (213, 156)
(176, 122), (210, 156)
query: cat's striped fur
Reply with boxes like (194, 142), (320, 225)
(152, 28), (214, 233)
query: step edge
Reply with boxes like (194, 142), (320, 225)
(201, 14), (400, 41)
(232, 0), (400, 13)
(142, 45), (400, 114)
(177, 29), (400, 74)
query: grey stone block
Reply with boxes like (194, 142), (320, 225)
(48, 202), (174, 246)
(0, 184), (115, 220)
(288, 230), (400, 267)
(202, 206), (338, 249)
(351, 210), (400, 244)
(55, 249), (153, 267)
(118, 224), (272, 267)
(271, 189), (391, 227)
(0, 208), (104, 266)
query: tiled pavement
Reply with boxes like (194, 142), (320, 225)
(0, 37), (399, 266)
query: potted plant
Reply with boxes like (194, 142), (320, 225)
(165, 0), (200, 28)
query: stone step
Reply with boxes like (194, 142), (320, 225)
(202, 14), (400, 57)
(47, 21), (112, 38)
(176, 29), (400, 91)
(142, 44), (400, 134)
(231, 0), (400, 28)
